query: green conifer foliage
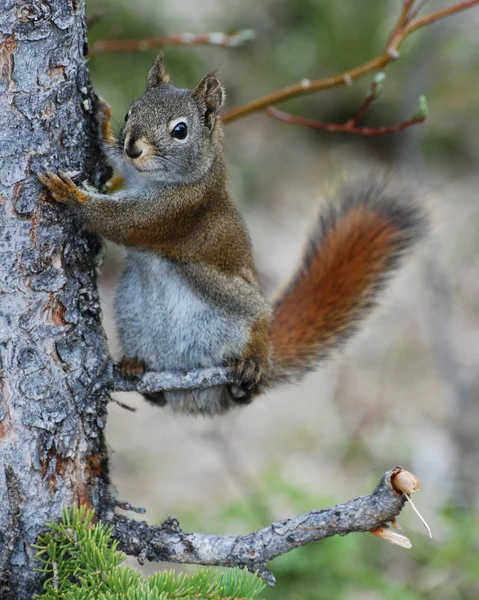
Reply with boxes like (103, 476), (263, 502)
(34, 506), (265, 600)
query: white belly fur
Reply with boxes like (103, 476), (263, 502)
(115, 251), (252, 414)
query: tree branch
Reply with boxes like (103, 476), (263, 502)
(222, 0), (479, 123)
(404, 0), (479, 36)
(89, 29), (255, 57)
(110, 363), (234, 394)
(110, 468), (414, 587)
(267, 106), (426, 136)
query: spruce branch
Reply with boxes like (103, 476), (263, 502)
(35, 506), (265, 600)
(222, 0), (479, 123)
(110, 467), (417, 587)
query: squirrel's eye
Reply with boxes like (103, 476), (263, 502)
(171, 121), (188, 140)
(124, 112), (129, 123)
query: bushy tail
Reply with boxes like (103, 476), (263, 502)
(269, 177), (427, 382)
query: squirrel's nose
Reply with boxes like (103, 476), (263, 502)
(124, 139), (143, 159)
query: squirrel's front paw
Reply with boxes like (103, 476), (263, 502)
(228, 357), (263, 404)
(38, 171), (88, 205)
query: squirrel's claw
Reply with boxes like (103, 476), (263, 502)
(38, 171), (88, 205)
(228, 357), (263, 403)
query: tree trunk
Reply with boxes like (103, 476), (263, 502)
(0, 2), (110, 597)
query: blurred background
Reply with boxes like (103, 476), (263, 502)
(87, 1), (479, 598)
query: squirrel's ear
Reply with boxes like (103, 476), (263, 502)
(147, 54), (169, 90)
(192, 72), (225, 130)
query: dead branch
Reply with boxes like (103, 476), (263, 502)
(110, 468), (414, 587)
(111, 363), (234, 394)
(89, 29), (255, 57)
(222, 0), (479, 123)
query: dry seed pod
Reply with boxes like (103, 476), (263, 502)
(391, 468), (420, 495)
(391, 468), (432, 538)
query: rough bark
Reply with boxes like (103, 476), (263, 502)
(0, 2), (110, 597)
(111, 363), (234, 393)
(110, 468), (408, 587)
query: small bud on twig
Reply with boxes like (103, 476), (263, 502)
(223, 0), (479, 123)
(411, 95), (429, 121)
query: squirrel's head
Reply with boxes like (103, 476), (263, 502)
(119, 55), (225, 184)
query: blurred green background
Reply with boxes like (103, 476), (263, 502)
(87, 1), (479, 598)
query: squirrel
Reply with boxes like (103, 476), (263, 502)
(39, 55), (427, 416)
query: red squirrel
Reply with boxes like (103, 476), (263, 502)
(39, 55), (427, 415)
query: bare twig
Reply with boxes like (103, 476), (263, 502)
(222, 0), (479, 123)
(386, 0), (415, 46)
(410, 0), (433, 21)
(111, 396), (137, 412)
(265, 71), (430, 136)
(110, 467), (414, 587)
(89, 29), (255, 57)
(345, 73), (385, 128)
(405, 0), (479, 36)
(267, 106), (426, 136)
(114, 499), (146, 515)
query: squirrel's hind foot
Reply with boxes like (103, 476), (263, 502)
(228, 357), (263, 404)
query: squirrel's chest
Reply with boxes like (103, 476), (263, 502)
(116, 252), (250, 369)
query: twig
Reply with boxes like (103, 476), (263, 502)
(267, 106), (426, 136)
(114, 499), (146, 515)
(410, 0), (433, 21)
(89, 29), (255, 57)
(111, 363), (234, 394)
(386, 0), (415, 46)
(404, 0), (479, 36)
(110, 467), (413, 587)
(345, 73), (385, 128)
(222, 0), (479, 123)
(111, 396), (137, 412)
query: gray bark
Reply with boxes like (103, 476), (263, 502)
(110, 468), (408, 587)
(0, 2), (110, 597)
(111, 363), (234, 393)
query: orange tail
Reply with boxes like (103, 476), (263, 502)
(269, 178), (427, 382)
